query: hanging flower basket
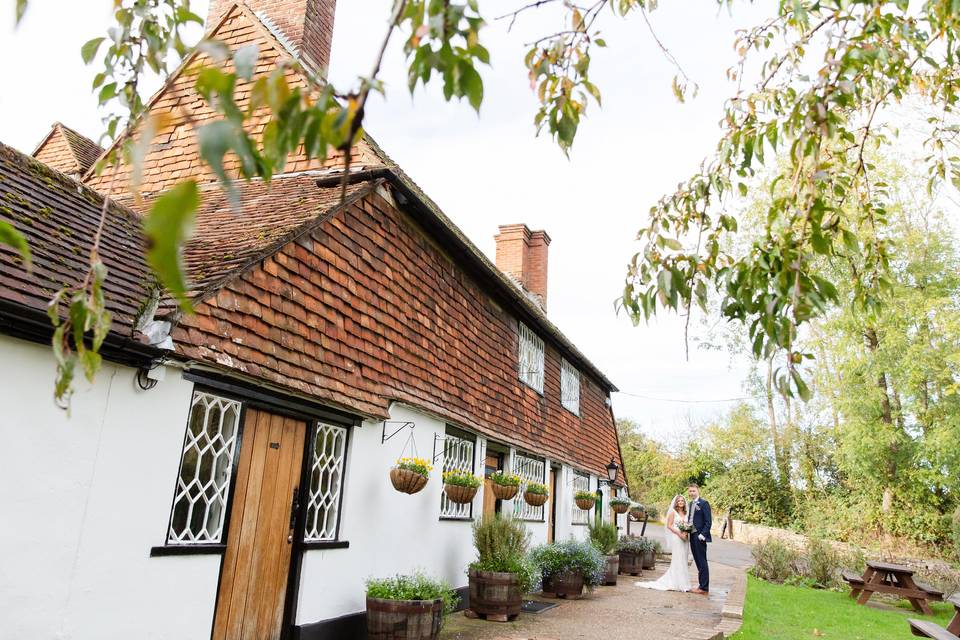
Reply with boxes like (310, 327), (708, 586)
(524, 483), (549, 507)
(442, 470), (482, 504)
(574, 490), (595, 511)
(488, 471), (521, 500)
(628, 509), (644, 522)
(610, 497), (631, 514)
(391, 457), (432, 495)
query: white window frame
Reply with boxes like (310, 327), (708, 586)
(440, 428), (476, 520)
(167, 391), (242, 545)
(304, 422), (349, 542)
(572, 471), (591, 525)
(518, 323), (545, 394)
(560, 358), (580, 415)
(512, 452), (546, 521)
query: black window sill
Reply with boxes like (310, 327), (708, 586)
(439, 516), (474, 522)
(301, 540), (350, 550)
(571, 522), (589, 527)
(150, 544), (226, 557)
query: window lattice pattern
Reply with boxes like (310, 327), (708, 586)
(561, 359), (580, 415)
(512, 453), (546, 521)
(518, 323), (545, 393)
(304, 423), (348, 542)
(440, 432), (475, 519)
(572, 472), (591, 525)
(168, 392), (241, 544)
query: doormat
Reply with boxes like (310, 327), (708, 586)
(521, 600), (559, 614)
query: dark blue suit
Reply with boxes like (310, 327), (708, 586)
(689, 498), (712, 591)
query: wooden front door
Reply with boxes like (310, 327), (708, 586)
(547, 468), (557, 543)
(483, 452), (503, 519)
(212, 408), (307, 640)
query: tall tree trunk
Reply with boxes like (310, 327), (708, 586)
(864, 326), (898, 525)
(766, 356), (792, 487)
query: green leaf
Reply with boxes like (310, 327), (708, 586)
(234, 44), (259, 81)
(81, 37), (105, 64)
(460, 63), (483, 112)
(0, 220), (31, 268)
(145, 180), (199, 312)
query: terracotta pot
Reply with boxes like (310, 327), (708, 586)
(390, 468), (428, 495)
(642, 549), (656, 570)
(524, 491), (548, 507)
(444, 483), (478, 504)
(575, 497), (595, 511)
(618, 550), (643, 576)
(603, 555), (619, 585)
(491, 483), (519, 501)
(542, 571), (584, 599)
(468, 569), (522, 619)
(367, 596), (443, 640)
(611, 502), (629, 514)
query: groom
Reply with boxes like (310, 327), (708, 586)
(687, 482), (712, 595)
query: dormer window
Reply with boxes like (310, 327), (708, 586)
(518, 322), (545, 394)
(561, 358), (580, 415)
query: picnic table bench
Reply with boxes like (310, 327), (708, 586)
(909, 595), (960, 640)
(842, 561), (944, 615)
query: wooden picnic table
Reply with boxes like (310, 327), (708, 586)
(909, 595), (960, 640)
(842, 561), (944, 615)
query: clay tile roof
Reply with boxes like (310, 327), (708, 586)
(0, 141), (150, 336)
(32, 123), (104, 176)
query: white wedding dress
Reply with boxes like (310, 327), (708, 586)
(635, 502), (691, 592)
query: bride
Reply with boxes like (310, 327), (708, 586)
(635, 495), (691, 592)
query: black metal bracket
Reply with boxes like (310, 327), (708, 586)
(381, 421), (414, 444)
(432, 433), (448, 463)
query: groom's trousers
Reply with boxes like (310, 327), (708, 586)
(690, 538), (709, 591)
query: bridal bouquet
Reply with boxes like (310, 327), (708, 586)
(677, 522), (694, 534)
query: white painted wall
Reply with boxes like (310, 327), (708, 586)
(294, 403), (601, 625)
(0, 336), (215, 640)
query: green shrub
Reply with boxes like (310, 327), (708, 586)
(489, 471), (521, 486)
(588, 522), (618, 555)
(442, 469), (481, 488)
(805, 538), (841, 588)
(525, 481), (548, 495)
(750, 539), (801, 583)
(528, 540), (607, 587)
(366, 574), (457, 615)
(617, 535), (646, 554)
(469, 516), (535, 592)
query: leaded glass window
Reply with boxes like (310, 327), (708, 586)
(168, 392), (242, 544)
(512, 453), (546, 521)
(304, 423), (348, 542)
(561, 358), (580, 415)
(440, 430), (475, 519)
(518, 323), (545, 394)
(572, 471), (591, 525)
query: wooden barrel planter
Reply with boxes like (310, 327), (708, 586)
(542, 571), (585, 599)
(642, 549), (656, 570)
(391, 468), (428, 495)
(575, 497), (595, 511)
(367, 596), (443, 640)
(603, 555), (619, 586)
(523, 491), (548, 507)
(491, 483), (519, 501)
(444, 483), (478, 504)
(467, 569), (522, 622)
(619, 551), (643, 576)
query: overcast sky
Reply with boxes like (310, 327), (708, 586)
(1, 1), (776, 443)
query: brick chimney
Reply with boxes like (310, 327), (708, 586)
(207, 0), (337, 73)
(495, 224), (551, 311)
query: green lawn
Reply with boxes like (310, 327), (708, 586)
(731, 575), (955, 640)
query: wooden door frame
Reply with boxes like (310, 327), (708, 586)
(184, 371), (359, 640)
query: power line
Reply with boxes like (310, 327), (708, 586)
(613, 390), (766, 404)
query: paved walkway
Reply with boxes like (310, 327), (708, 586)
(440, 557), (747, 640)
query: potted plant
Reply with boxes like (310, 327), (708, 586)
(391, 457), (432, 495)
(574, 490), (596, 511)
(443, 469), (481, 504)
(467, 516), (536, 622)
(588, 522), (619, 585)
(529, 540), (605, 599)
(617, 535), (645, 576)
(628, 504), (644, 522)
(639, 537), (658, 570)
(523, 481), (549, 507)
(609, 497), (630, 514)
(366, 573), (457, 640)
(488, 470), (521, 500)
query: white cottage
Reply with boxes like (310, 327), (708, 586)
(0, 2), (627, 639)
